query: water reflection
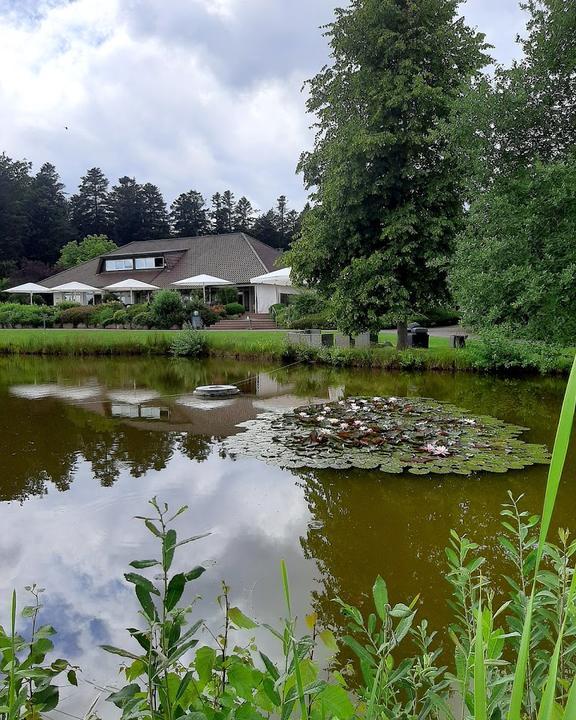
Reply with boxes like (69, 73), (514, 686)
(0, 356), (571, 717)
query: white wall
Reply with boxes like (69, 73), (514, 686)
(254, 284), (300, 313)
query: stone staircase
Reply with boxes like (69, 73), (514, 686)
(208, 313), (277, 331)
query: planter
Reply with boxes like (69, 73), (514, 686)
(63, 323), (74, 329)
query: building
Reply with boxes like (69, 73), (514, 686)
(40, 233), (298, 313)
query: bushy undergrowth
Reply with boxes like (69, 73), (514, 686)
(467, 327), (573, 374)
(224, 302), (246, 316)
(170, 329), (208, 358)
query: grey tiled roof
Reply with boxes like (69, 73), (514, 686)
(41, 233), (281, 289)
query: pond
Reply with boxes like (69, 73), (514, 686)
(0, 356), (572, 715)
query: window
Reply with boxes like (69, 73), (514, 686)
(105, 258), (133, 271)
(134, 256), (164, 270)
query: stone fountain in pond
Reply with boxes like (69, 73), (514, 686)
(194, 385), (240, 398)
(223, 396), (549, 475)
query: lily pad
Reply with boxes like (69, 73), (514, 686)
(222, 396), (549, 476)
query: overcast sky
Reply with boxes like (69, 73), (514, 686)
(0, 0), (528, 211)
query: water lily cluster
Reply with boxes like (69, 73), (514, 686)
(224, 396), (549, 475)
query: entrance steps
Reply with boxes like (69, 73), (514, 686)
(208, 313), (277, 331)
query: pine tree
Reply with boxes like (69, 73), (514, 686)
(0, 153), (32, 264)
(23, 162), (71, 263)
(232, 196), (255, 233)
(252, 210), (282, 248)
(221, 190), (235, 233)
(211, 192), (234, 234)
(276, 195), (287, 246)
(140, 183), (170, 240)
(108, 176), (145, 245)
(170, 191), (209, 237)
(286, 0), (488, 346)
(70, 167), (111, 239)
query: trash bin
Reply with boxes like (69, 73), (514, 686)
(407, 325), (429, 349)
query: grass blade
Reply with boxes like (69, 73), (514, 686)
(474, 604), (487, 720)
(508, 357), (576, 720)
(537, 570), (576, 720)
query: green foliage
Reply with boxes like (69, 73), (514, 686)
(215, 286), (238, 305)
(184, 298), (219, 327)
(0, 585), (76, 720)
(58, 305), (102, 327)
(223, 302), (245, 316)
(131, 311), (153, 328)
(57, 234), (117, 269)
(112, 310), (128, 325)
(452, 158), (576, 345)
(466, 328), (572, 374)
(151, 290), (185, 329)
(289, 313), (336, 330)
(0, 304), (57, 328)
(287, 0), (489, 335)
(169, 330), (208, 358)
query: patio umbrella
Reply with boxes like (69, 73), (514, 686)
(104, 279), (159, 304)
(250, 267), (292, 286)
(51, 282), (101, 293)
(50, 282), (101, 302)
(172, 274), (231, 302)
(4, 282), (50, 305)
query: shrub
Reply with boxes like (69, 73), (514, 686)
(224, 302), (245, 316)
(183, 299), (219, 327)
(112, 310), (128, 325)
(54, 301), (80, 311)
(131, 311), (153, 328)
(211, 303), (227, 317)
(467, 326), (571, 374)
(169, 330), (208, 358)
(55, 305), (101, 326)
(215, 286), (238, 304)
(150, 290), (185, 329)
(0, 303), (57, 327)
(290, 312), (336, 330)
(91, 302), (124, 326)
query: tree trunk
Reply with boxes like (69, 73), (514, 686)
(397, 321), (408, 350)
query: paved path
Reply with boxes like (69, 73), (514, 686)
(383, 325), (476, 339)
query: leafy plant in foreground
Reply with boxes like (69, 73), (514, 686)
(0, 585), (77, 720)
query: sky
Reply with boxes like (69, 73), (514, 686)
(0, 0), (528, 212)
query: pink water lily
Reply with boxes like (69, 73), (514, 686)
(424, 443), (450, 457)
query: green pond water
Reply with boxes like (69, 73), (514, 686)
(0, 356), (572, 714)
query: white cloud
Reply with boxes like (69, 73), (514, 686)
(0, 0), (527, 211)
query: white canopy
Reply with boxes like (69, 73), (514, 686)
(250, 267), (292, 286)
(51, 282), (101, 293)
(172, 274), (231, 301)
(104, 278), (159, 305)
(104, 279), (160, 291)
(173, 274), (232, 288)
(5, 282), (50, 304)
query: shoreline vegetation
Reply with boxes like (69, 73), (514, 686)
(0, 328), (572, 375)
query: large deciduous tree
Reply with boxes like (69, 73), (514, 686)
(58, 234), (117, 269)
(451, 157), (576, 345)
(452, 0), (576, 342)
(170, 191), (209, 237)
(287, 0), (488, 346)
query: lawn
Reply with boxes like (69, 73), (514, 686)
(0, 327), (570, 375)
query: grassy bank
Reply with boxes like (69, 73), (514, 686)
(0, 328), (572, 374)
